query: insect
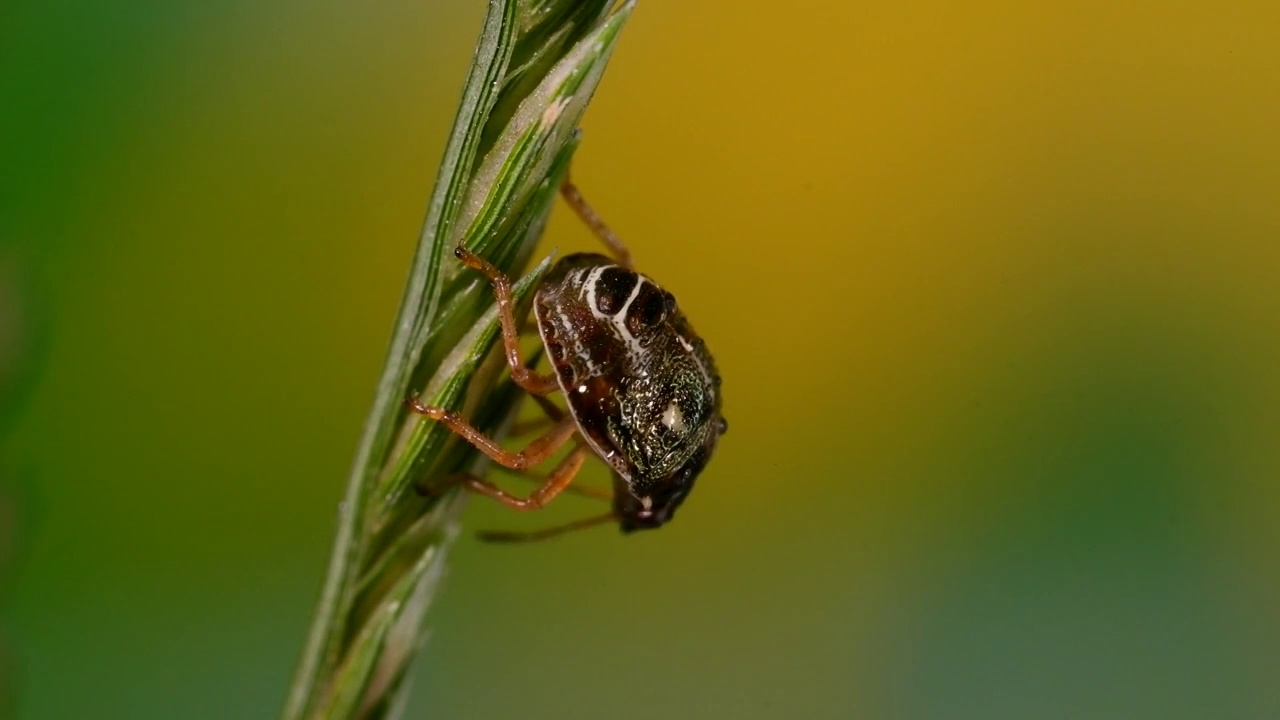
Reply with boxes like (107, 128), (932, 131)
(406, 174), (726, 541)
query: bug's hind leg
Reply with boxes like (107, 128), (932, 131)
(491, 466), (613, 502)
(453, 246), (560, 395)
(559, 172), (633, 269)
(406, 397), (577, 470)
(456, 443), (591, 511)
(491, 395), (609, 501)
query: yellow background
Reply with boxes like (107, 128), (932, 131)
(4, 1), (1278, 718)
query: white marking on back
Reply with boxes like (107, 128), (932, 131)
(582, 265), (609, 318)
(661, 403), (688, 434)
(580, 264), (650, 359)
(610, 277), (648, 357)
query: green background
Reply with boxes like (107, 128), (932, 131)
(4, 1), (1278, 718)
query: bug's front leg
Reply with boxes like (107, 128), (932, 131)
(453, 246), (560, 395)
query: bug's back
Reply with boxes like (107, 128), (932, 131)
(533, 253), (723, 526)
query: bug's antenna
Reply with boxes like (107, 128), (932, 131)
(476, 511), (618, 544)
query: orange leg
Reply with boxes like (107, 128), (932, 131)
(501, 399), (608, 496)
(560, 173), (633, 269)
(492, 462), (612, 502)
(453, 246), (560, 395)
(459, 444), (590, 511)
(406, 397), (577, 470)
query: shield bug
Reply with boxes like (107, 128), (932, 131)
(407, 174), (726, 540)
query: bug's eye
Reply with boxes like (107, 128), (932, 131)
(594, 266), (638, 315)
(626, 284), (669, 335)
(718, 417), (728, 435)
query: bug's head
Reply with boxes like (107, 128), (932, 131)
(612, 416), (725, 533)
(613, 467), (696, 533)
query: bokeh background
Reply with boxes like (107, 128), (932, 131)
(4, 1), (1279, 718)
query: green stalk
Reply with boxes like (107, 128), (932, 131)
(281, 2), (635, 718)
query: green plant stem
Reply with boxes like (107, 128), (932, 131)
(281, 2), (634, 719)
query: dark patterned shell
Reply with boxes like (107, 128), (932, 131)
(533, 253), (725, 531)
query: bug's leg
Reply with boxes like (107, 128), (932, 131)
(488, 464), (612, 502)
(453, 246), (560, 395)
(476, 511), (619, 543)
(492, 448), (612, 501)
(559, 172), (633, 269)
(425, 464), (610, 502)
(407, 397), (577, 470)
(458, 443), (590, 511)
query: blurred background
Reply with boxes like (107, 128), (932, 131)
(4, 1), (1279, 718)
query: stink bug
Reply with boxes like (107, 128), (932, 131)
(407, 174), (725, 540)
